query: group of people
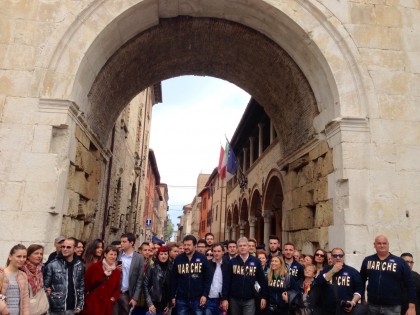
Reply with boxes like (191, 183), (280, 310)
(0, 233), (419, 315)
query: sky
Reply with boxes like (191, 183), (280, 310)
(149, 75), (250, 230)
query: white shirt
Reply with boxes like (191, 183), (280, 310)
(209, 260), (223, 299)
(121, 251), (133, 292)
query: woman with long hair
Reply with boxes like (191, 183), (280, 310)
(0, 244), (30, 315)
(313, 249), (327, 277)
(83, 239), (104, 269)
(82, 245), (121, 315)
(266, 255), (298, 315)
(144, 246), (171, 315)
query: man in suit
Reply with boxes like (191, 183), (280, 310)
(112, 232), (145, 315)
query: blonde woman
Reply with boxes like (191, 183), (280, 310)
(266, 255), (298, 315)
(0, 244), (30, 315)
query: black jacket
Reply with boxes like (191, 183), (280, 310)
(144, 262), (171, 310)
(43, 254), (85, 312)
(171, 251), (211, 300)
(360, 253), (415, 306)
(221, 254), (268, 300)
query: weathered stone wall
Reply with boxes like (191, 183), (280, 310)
(283, 141), (334, 254)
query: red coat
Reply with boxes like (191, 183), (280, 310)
(81, 260), (121, 315)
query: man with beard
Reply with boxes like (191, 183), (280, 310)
(267, 235), (281, 266)
(283, 242), (304, 282)
(171, 235), (211, 315)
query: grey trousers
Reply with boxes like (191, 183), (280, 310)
(368, 304), (401, 315)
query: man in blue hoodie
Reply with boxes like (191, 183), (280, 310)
(221, 237), (267, 315)
(360, 235), (416, 315)
(171, 234), (211, 315)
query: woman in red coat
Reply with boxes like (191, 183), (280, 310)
(82, 245), (121, 315)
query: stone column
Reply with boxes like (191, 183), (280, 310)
(225, 226), (231, 241)
(263, 211), (273, 251)
(249, 137), (255, 165)
(258, 123), (264, 157)
(231, 224), (238, 240)
(248, 216), (257, 239)
(239, 220), (247, 238)
(242, 148), (248, 171)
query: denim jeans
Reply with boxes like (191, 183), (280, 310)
(229, 298), (255, 315)
(368, 303), (401, 315)
(176, 298), (204, 315)
(205, 298), (222, 315)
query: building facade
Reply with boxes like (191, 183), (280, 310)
(1, 1), (419, 267)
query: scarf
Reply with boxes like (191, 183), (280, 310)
(102, 259), (116, 276)
(21, 260), (43, 295)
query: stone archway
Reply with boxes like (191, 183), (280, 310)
(249, 189), (263, 244)
(263, 172), (284, 247)
(232, 204), (240, 240)
(2, 0), (389, 265)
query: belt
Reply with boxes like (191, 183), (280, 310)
(121, 290), (129, 295)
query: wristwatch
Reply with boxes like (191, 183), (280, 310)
(0, 294), (7, 301)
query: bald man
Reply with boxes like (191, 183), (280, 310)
(360, 235), (416, 315)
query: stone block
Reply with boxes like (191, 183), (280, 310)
(342, 143), (369, 170)
(0, 123), (33, 152)
(0, 181), (24, 211)
(18, 152), (59, 183)
(314, 177), (328, 203)
(322, 150), (334, 175)
(314, 199), (333, 227)
(282, 191), (294, 211)
(85, 199), (97, 220)
(289, 155), (309, 171)
(309, 142), (329, 161)
(350, 3), (375, 25)
(348, 24), (402, 50)
(396, 146), (420, 171)
(75, 126), (91, 150)
(0, 18), (13, 44)
(287, 206), (314, 231)
(374, 5), (402, 27)
(360, 48), (406, 71)
(370, 70), (409, 94)
(0, 70), (32, 96)
(407, 52), (420, 74)
(292, 187), (303, 208)
(22, 181), (57, 212)
(67, 190), (80, 217)
(32, 125), (52, 153)
(82, 222), (94, 240)
(301, 184), (315, 207)
(4, 44), (35, 70)
(313, 156), (324, 178)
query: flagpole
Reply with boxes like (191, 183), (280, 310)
(224, 135), (247, 192)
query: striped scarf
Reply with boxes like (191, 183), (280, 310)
(21, 260), (43, 295)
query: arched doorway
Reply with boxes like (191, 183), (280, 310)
(249, 189), (263, 245)
(239, 197), (249, 238)
(263, 172), (284, 246)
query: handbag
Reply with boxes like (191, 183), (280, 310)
(29, 286), (49, 315)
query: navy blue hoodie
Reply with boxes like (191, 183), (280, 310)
(360, 253), (416, 306)
(267, 273), (299, 310)
(286, 259), (304, 282)
(222, 254), (268, 300)
(170, 251), (211, 300)
(316, 264), (363, 313)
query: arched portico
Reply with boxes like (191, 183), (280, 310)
(263, 171), (284, 248)
(249, 189), (263, 244)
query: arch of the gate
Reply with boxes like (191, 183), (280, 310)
(263, 170), (284, 243)
(249, 188), (263, 245)
(39, 0), (374, 144)
(226, 207), (232, 241)
(239, 197), (249, 239)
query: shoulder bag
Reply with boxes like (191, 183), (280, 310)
(29, 285), (49, 315)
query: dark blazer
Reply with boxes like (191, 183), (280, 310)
(118, 251), (145, 301)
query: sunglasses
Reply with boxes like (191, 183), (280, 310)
(206, 253), (213, 257)
(61, 246), (73, 249)
(332, 254), (344, 258)
(315, 253), (325, 257)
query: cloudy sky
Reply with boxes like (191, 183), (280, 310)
(149, 75), (250, 229)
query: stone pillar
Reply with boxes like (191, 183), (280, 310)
(249, 137), (255, 165)
(231, 224), (238, 240)
(258, 123), (264, 157)
(270, 121), (275, 144)
(248, 216), (257, 239)
(263, 211), (273, 252)
(239, 220), (247, 238)
(225, 226), (231, 241)
(242, 148), (248, 171)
